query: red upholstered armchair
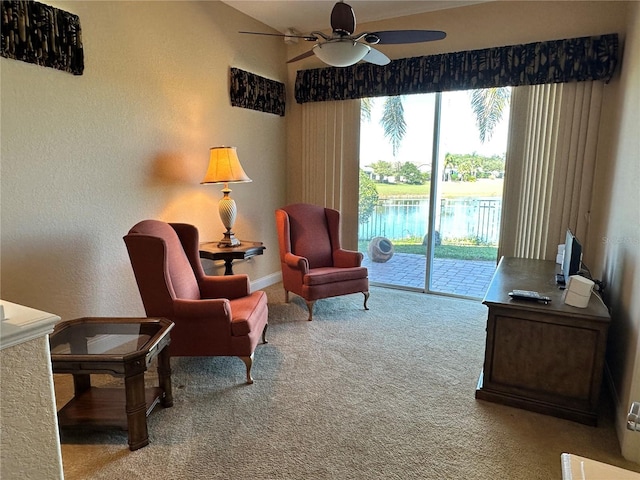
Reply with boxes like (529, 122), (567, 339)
(124, 220), (268, 384)
(275, 203), (369, 321)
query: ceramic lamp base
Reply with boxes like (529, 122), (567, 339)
(218, 188), (241, 247)
(218, 230), (241, 247)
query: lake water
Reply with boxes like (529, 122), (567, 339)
(359, 197), (502, 245)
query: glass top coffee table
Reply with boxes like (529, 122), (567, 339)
(49, 317), (174, 450)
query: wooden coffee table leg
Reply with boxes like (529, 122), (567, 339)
(124, 371), (149, 451)
(72, 373), (91, 396)
(157, 346), (173, 407)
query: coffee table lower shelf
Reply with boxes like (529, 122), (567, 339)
(58, 386), (164, 430)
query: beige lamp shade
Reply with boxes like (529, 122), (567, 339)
(201, 146), (252, 247)
(201, 146), (252, 184)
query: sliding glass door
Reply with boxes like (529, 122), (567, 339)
(429, 89), (508, 297)
(359, 94), (435, 291)
(358, 88), (510, 298)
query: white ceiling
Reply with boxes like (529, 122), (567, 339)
(221, 0), (488, 34)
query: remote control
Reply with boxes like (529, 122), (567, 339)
(508, 290), (551, 304)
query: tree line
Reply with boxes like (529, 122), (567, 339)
(443, 153), (505, 182)
(365, 153), (505, 186)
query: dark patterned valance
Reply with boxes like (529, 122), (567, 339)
(1, 1), (84, 75)
(295, 34), (618, 104)
(230, 67), (286, 116)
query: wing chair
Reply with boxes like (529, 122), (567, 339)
(124, 219), (268, 384)
(275, 203), (369, 321)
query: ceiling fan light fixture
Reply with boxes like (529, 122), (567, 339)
(313, 40), (370, 67)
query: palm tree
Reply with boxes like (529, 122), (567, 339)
(381, 96), (406, 157)
(361, 97), (373, 122)
(469, 87), (511, 142)
(362, 87), (511, 154)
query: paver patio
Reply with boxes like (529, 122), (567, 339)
(361, 252), (497, 299)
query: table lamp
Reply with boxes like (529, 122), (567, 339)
(201, 146), (251, 247)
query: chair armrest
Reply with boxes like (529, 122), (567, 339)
(173, 298), (232, 320)
(284, 252), (309, 273)
(333, 248), (363, 268)
(199, 274), (250, 300)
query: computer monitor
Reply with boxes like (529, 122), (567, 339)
(562, 229), (582, 283)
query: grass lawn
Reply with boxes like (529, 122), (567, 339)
(362, 179), (502, 261)
(359, 241), (498, 261)
(375, 178), (503, 198)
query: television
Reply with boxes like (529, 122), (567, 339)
(560, 229), (582, 284)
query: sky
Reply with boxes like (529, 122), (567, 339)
(359, 89), (511, 171)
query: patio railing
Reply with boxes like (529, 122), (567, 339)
(359, 197), (502, 245)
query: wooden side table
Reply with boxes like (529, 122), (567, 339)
(199, 241), (265, 275)
(49, 317), (174, 450)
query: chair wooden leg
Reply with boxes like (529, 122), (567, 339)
(284, 290), (290, 303)
(305, 300), (315, 321)
(262, 324), (268, 344)
(363, 291), (370, 311)
(240, 354), (255, 384)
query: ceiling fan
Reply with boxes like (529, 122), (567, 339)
(239, 1), (446, 67)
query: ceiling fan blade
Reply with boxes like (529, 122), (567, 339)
(362, 47), (390, 66)
(239, 31), (318, 41)
(287, 49), (316, 64)
(330, 1), (356, 36)
(370, 30), (447, 44)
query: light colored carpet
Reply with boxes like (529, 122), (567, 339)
(55, 284), (640, 479)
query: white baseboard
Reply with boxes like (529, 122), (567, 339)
(251, 271), (282, 292)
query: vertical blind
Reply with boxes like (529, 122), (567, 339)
(498, 81), (604, 261)
(300, 100), (361, 249)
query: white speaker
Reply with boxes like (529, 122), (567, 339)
(562, 275), (594, 308)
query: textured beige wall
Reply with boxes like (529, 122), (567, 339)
(1, 1), (287, 321)
(0, 336), (63, 479)
(1, 5), (288, 475)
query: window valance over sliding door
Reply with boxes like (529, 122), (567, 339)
(295, 34), (618, 103)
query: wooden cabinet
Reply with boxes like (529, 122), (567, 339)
(475, 257), (611, 425)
